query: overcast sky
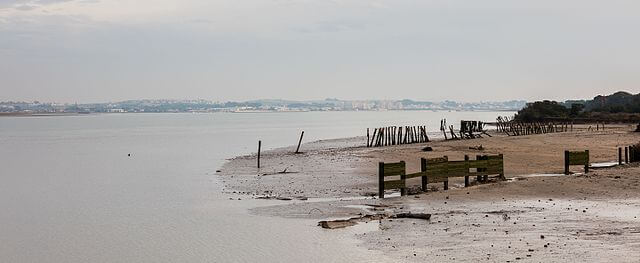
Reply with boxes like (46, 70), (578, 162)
(1, 0), (639, 103)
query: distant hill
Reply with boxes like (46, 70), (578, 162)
(515, 91), (640, 122)
(583, 91), (640, 113)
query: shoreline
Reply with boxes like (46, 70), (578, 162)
(219, 124), (640, 262)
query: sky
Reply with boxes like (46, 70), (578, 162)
(1, 0), (639, 103)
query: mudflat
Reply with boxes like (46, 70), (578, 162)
(220, 124), (640, 262)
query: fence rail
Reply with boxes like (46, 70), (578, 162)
(378, 154), (504, 198)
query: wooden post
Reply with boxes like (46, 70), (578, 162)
(367, 128), (370, 147)
(625, 147), (629, 164)
(258, 140), (262, 168)
(378, 162), (385, 198)
(295, 131), (304, 153)
(619, 147), (623, 165)
(443, 155), (449, 190)
(400, 162), (407, 197)
(498, 154), (504, 180)
(564, 150), (570, 175)
(585, 150), (590, 173)
(476, 155), (483, 182)
(464, 155), (470, 187)
(421, 158), (428, 192)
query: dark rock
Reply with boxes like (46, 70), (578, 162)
(422, 146), (433, 152)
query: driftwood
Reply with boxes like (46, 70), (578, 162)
(319, 212), (431, 229)
(393, 212), (432, 220)
(319, 214), (387, 229)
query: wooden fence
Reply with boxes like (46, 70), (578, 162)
(564, 150), (589, 175)
(367, 126), (429, 147)
(496, 118), (571, 136)
(378, 154), (505, 198)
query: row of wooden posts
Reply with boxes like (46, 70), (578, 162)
(618, 145), (640, 165)
(378, 154), (505, 198)
(440, 119), (459, 140)
(459, 120), (489, 139)
(367, 126), (430, 147)
(496, 116), (612, 136)
(564, 146), (640, 175)
(257, 131), (306, 168)
(497, 119), (573, 136)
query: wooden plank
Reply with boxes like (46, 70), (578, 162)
(383, 162), (405, 176)
(424, 163), (448, 175)
(468, 159), (489, 169)
(568, 152), (588, 165)
(427, 157), (448, 164)
(384, 179), (405, 190)
(447, 160), (469, 177)
(405, 171), (426, 179)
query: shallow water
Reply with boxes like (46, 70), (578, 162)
(0, 111), (510, 262)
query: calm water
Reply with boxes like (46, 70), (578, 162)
(0, 111), (511, 262)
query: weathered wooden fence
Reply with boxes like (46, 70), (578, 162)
(616, 145), (640, 165)
(459, 120), (491, 139)
(496, 118), (571, 136)
(378, 154), (505, 198)
(367, 126), (429, 147)
(440, 119), (458, 140)
(564, 150), (589, 175)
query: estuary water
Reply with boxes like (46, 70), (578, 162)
(0, 111), (511, 262)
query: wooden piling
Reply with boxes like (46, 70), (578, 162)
(619, 147), (623, 165)
(443, 155), (449, 190)
(367, 128), (370, 147)
(378, 162), (385, 198)
(585, 150), (590, 173)
(564, 150), (570, 175)
(420, 158), (428, 191)
(296, 131), (304, 154)
(624, 147), (629, 163)
(258, 140), (262, 168)
(464, 155), (470, 187)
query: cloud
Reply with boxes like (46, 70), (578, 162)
(293, 20), (366, 34)
(0, 0), (80, 10)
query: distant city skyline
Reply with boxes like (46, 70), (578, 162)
(2, 1), (640, 103)
(0, 98), (527, 114)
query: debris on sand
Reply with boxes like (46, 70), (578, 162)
(469, 145), (484, 151)
(394, 212), (432, 220)
(422, 146), (433, 152)
(319, 212), (431, 229)
(319, 214), (387, 229)
(319, 219), (358, 229)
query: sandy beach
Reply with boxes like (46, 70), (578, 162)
(220, 124), (640, 262)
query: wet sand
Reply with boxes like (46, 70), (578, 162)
(220, 124), (640, 262)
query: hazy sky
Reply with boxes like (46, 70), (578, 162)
(1, 0), (639, 103)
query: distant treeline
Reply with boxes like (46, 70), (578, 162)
(515, 91), (640, 123)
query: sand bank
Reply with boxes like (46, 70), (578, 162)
(220, 124), (640, 262)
